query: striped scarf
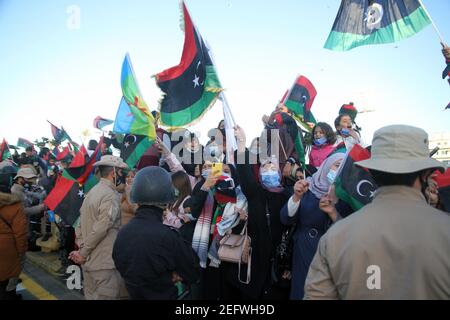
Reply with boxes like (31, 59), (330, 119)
(192, 192), (214, 268)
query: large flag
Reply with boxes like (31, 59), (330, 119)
(435, 168), (450, 213)
(324, 0), (431, 51)
(120, 134), (153, 169)
(155, 1), (223, 128)
(335, 144), (378, 210)
(44, 177), (85, 226)
(17, 138), (34, 149)
(0, 139), (11, 161)
(93, 116), (114, 130)
(283, 75), (318, 126)
(113, 54), (156, 141)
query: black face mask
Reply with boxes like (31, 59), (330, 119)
(115, 170), (126, 187)
(420, 174), (430, 202)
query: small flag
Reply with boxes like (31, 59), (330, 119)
(335, 144), (378, 210)
(155, 1), (223, 128)
(63, 137), (103, 185)
(17, 138), (34, 149)
(0, 139), (11, 161)
(445, 102), (450, 110)
(324, 0), (431, 51)
(113, 54), (156, 141)
(121, 134), (153, 169)
(47, 121), (67, 143)
(283, 75), (318, 126)
(93, 116), (114, 130)
(56, 146), (71, 161)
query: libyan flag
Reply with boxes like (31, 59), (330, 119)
(335, 144), (378, 210)
(324, 0), (431, 51)
(155, 1), (223, 129)
(1, 139), (11, 161)
(283, 75), (317, 125)
(44, 177), (85, 226)
(121, 134), (153, 169)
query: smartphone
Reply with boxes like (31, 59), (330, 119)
(211, 163), (223, 177)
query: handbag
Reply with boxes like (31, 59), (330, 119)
(218, 221), (252, 284)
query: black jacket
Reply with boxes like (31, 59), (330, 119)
(112, 206), (201, 300)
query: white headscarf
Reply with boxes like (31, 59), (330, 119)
(307, 153), (345, 199)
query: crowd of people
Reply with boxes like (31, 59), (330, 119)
(1, 92), (449, 301)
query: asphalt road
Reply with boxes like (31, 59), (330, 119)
(18, 261), (84, 300)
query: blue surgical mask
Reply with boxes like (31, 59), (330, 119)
(340, 128), (350, 136)
(202, 169), (211, 179)
(261, 170), (281, 189)
(327, 169), (338, 184)
(174, 188), (180, 197)
(222, 172), (231, 178)
(314, 137), (327, 146)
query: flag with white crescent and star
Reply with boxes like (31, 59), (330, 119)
(120, 134), (153, 168)
(335, 144), (378, 210)
(155, 1), (222, 129)
(44, 177), (85, 226)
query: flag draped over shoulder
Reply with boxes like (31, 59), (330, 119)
(324, 0), (431, 51)
(0, 139), (11, 161)
(335, 144), (378, 210)
(283, 75), (318, 126)
(155, 1), (223, 128)
(93, 116), (114, 130)
(113, 54), (156, 141)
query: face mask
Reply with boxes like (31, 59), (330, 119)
(174, 188), (180, 197)
(314, 137), (327, 146)
(222, 172), (231, 178)
(261, 170), (281, 189)
(327, 169), (338, 184)
(202, 169), (211, 179)
(115, 170), (126, 187)
(340, 128), (350, 136)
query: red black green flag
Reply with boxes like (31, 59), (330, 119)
(324, 0), (431, 51)
(45, 177), (85, 226)
(155, 1), (222, 129)
(120, 134), (153, 169)
(62, 137), (103, 185)
(435, 168), (450, 213)
(17, 138), (34, 149)
(283, 75), (317, 125)
(0, 139), (11, 161)
(335, 144), (378, 210)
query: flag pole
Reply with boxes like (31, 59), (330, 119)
(418, 0), (445, 44)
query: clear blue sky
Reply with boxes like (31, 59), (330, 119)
(0, 0), (449, 148)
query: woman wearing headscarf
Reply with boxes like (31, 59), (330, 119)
(233, 126), (292, 300)
(280, 153), (353, 299)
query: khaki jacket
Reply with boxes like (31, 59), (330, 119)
(76, 178), (121, 272)
(304, 186), (450, 300)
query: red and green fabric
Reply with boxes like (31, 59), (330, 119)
(0, 139), (11, 161)
(325, 0), (431, 51)
(63, 137), (103, 185)
(155, 2), (223, 129)
(113, 54), (156, 141)
(44, 177), (85, 226)
(120, 134), (153, 169)
(283, 75), (317, 125)
(335, 144), (378, 210)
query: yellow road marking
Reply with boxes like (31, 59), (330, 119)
(20, 273), (58, 300)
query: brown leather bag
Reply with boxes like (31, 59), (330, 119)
(218, 221), (252, 284)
